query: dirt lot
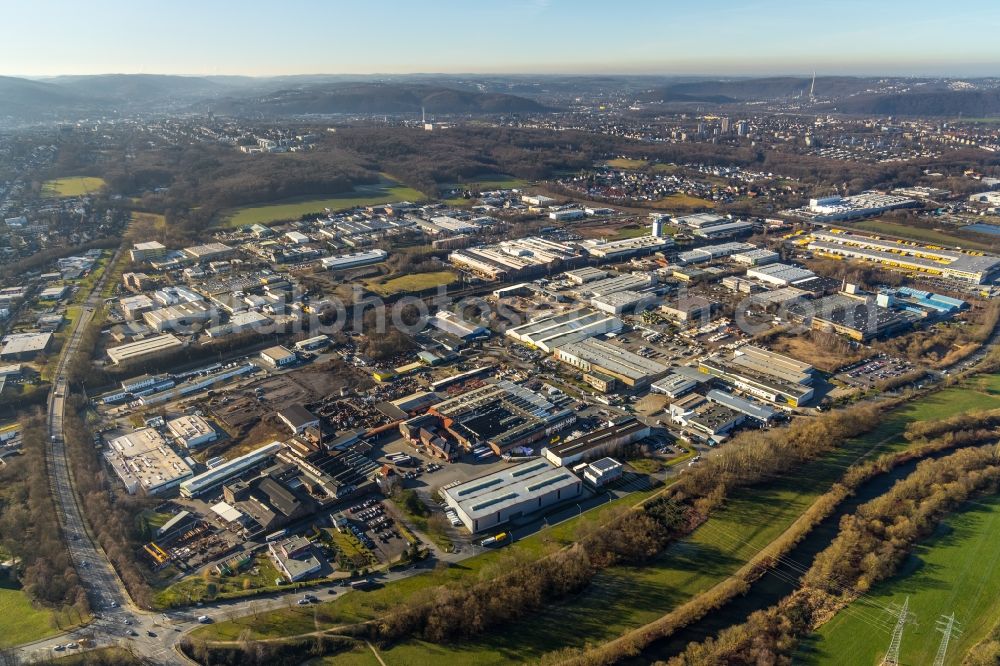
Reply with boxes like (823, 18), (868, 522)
(211, 358), (372, 435)
(575, 218), (646, 240)
(771, 333), (869, 374)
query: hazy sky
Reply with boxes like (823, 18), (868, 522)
(3, 0), (999, 77)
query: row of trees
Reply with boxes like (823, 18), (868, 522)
(0, 412), (89, 623)
(670, 402), (883, 503)
(61, 395), (156, 608)
(548, 408), (1000, 666)
(102, 142), (378, 239)
(905, 407), (1000, 442)
(667, 443), (1000, 665)
(0, 237), (119, 281)
(368, 498), (683, 645)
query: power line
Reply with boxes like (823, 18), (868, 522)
(933, 613), (962, 666)
(880, 596), (913, 666)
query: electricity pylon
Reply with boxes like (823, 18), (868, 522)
(932, 613), (962, 666)
(880, 596), (912, 666)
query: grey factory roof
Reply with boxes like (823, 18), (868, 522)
(808, 234), (1000, 279)
(579, 273), (656, 297)
(556, 338), (668, 382)
(443, 460), (578, 524)
(706, 389), (777, 422)
(747, 263), (816, 284)
(545, 417), (649, 460)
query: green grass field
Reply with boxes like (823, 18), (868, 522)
(853, 220), (995, 252)
(47, 647), (140, 665)
(365, 271), (457, 296)
(0, 585), (57, 647)
(605, 158), (649, 169)
(221, 178), (426, 228)
(799, 496), (1000, 666)
(853, 379), (1000, 453)
(611, 225), (651, 240)
(41, 176), (106, 198)
(308, 645), (382, 666)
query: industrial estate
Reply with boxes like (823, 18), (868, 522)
(2, 18), (1000, 666)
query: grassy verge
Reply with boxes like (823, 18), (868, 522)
(327, 529), (378, 570)
(307, 644), (383, 666)
(388, 492), (452, 552)
(799, 496), (1000, 665)
(47, 647), (141, 664)
(0, 585), (59, 647)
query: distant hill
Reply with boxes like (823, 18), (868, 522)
(640, 76), (880, 104)
(3, 73), (996, 124)
(0, 75), (87, 119)
(0, 75), (551, 124)
(45, 73), (234, 101)
(832, 89), (1000, 117)
(213, 82), (551, 116)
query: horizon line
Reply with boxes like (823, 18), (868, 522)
(5, 70), (1000, 81)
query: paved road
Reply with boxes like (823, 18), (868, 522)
(18, 557), (445, 663)
(18, 245), (183, 662)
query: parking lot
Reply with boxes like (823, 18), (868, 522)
(342, 496), (409, 563)
(835, 354), (914, 388)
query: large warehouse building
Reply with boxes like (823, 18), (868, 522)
(554, 338), (669, 389)
(796, 193), (918, 221)
(746, 263), (816, 287)
(699, 345), (815, 407)
(543, 417), (650, 467)
(449, 237), (583, 280)
(106, 334), (184, 365)
(808, 230), (1000, 284)
(429, 380), (576, 455)
(441, 459), (582, 532)
(179, 442), (284, 498)
(105, 428), (194, 495)
(506, 307), (623, 353)
(320, 249), (388, 271)
(581, 234), (674, 261)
